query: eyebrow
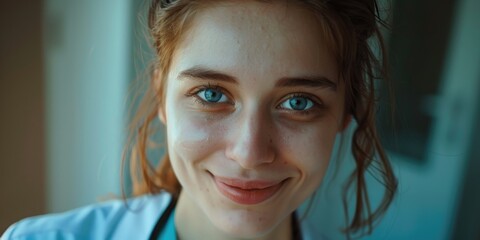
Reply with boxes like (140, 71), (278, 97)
(276, 77), (337, 91)
(179, 67), (238, 84)
(178, 66), (337, 91)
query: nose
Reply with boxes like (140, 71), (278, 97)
(225, 106), (276, 169)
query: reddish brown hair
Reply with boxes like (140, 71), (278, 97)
(124, 0), (397, 237)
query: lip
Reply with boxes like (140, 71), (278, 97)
(212, 175), (286, 205)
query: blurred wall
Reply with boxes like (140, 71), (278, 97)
(0, 1), (46, 233)
(452, 83), (480, 239)
(371, 0), (480, 238)
(43, 0), (132, 212)
(1, 0), (135, 232)
(306, 0), (480, 239)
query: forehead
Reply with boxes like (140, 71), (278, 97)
(170, 1), (338, 83)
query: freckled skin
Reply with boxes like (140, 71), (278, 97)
(159, 1), (347, 240)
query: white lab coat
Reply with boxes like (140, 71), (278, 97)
(2, 192), (322, 240)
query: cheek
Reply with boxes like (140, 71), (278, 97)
(280, 121), (337, 175)
(167, 110), (226, 164)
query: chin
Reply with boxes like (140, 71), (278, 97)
(209, 208), (283, 239)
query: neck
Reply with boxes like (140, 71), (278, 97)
(174, 191), (293, 240)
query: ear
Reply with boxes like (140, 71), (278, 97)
(153, 68), (162, 92)
(158, 107), (166, 125)
(339, 114), (352, 132)
(153, 68), (167, 125)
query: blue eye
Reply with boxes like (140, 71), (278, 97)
(280, 96), (314, 111)
(197, 88), (228, 103)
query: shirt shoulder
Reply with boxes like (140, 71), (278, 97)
(2, 193), (172, 240)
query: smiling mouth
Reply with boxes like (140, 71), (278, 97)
(211, 174), (287, 205)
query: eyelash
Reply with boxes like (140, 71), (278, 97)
(185, 83), (231, 107)
(185, 84), (324, 114)
(277, 93), (324, 114)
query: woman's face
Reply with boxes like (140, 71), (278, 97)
(161, 1), (346, 238)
